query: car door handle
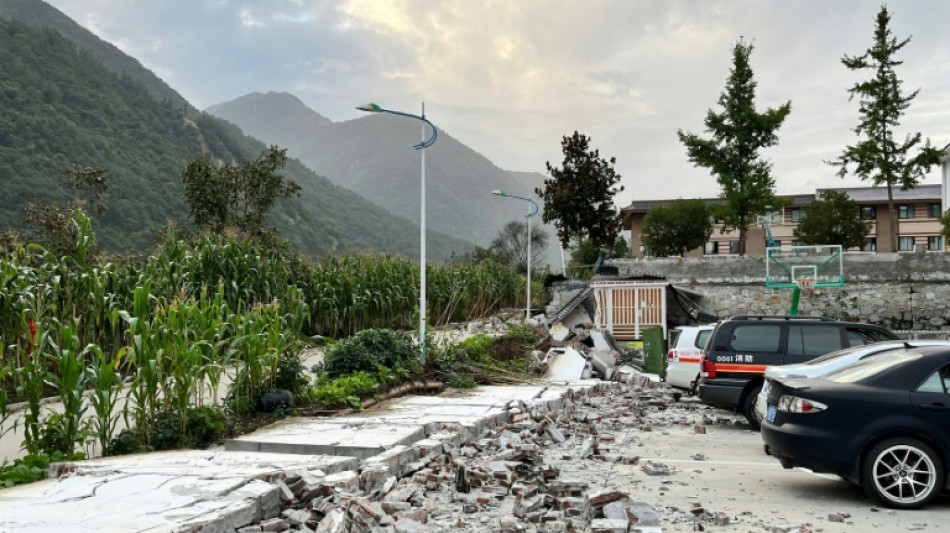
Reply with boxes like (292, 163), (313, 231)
(919, 402), (950, 410)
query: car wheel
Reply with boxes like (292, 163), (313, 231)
(861, 438), (944, 509)
(742, 385), (762, 431)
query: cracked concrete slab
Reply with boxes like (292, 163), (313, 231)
(0, 450), (357, 532)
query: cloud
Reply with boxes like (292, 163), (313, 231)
(42, 0), (950, 203)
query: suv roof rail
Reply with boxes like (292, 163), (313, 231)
(728, 315), (836, 322)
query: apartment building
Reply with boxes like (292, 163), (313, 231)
(622, 184), (945, 258)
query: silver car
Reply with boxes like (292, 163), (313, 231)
(754, 339), (950, 423)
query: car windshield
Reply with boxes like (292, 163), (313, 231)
(802, 342), (900, 366)
(823, 351), (923, 383)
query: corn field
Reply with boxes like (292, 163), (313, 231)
(0, 216), (534, 458)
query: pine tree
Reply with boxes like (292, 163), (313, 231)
(677, 39), (791, 256)
(830, 5), (942, 252)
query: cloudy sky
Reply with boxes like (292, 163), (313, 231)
(44, 0), (950, 205)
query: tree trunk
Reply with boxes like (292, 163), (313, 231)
(887, 185), (898, 252)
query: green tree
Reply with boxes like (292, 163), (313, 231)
(829, 5), (943, 252)
(677, 39), (791, 256)
(536, 132), (624, 249)
(642, 199), (713, 257)
(939, 210), (950, 248)
(66, 166), (109, 215)
(180, 146), (301, 236)
(570, 235), (627, 279)
(793, 190), (872, 249)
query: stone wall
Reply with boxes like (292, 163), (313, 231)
(608, 252), (950, 331)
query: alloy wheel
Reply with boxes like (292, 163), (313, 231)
(869, 443), (938, 506)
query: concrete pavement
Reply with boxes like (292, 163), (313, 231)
(0, 380), (603, 532)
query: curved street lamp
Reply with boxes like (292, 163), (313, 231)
(492, 190), (539, 321)
(357, 102), (438, 365)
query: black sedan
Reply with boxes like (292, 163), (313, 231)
(761, 345), (950, 509)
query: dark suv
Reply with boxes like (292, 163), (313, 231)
(697, 315), (898, 429)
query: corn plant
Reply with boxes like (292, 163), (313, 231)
(86, 345), (124, 456)
(44, 319), (91, 457)
(118, 282), (163, 444)
(11, 317), (49, 456)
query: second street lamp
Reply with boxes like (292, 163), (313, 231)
(357, 102), (438, 366)
(491, 190), (539, 322)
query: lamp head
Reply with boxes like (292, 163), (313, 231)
(356, 103), (384, 113)
(491, 190), (507, 197)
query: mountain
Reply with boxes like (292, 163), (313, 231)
(0, 0), (188, 110)
(0, 5), (471, 259)
(207, 93), (551, 253)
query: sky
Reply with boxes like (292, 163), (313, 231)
(44, 0), (950, 206)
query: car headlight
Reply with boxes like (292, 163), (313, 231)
(777, 395), (828, 414)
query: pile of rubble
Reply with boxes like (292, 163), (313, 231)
(228, 370), (709, 533)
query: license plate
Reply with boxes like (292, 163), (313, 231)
(766, 404), (777, 423)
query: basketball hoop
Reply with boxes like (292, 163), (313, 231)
(797, 277), (817, 296)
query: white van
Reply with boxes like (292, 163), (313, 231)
(666, 324), (714, 392)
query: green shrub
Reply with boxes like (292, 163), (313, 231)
(152, 406), (228, 451)
(106, 429), (153, 456)
(0, 453), (62, 488)
(317, 328), (418, 379)
(307, 372), (379, 409)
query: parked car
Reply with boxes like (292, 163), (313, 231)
(761, 345), (950, 509)
(753, 340), (950, 423)
(697, 315), (898, 430)
(665, 324), (714, 393)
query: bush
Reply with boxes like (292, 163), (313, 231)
(317, 328), (419, 379)
(306, 372), (379, 409)
(152, 407), (228, 451)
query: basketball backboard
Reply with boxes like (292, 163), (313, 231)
(765, 244), (844, 290)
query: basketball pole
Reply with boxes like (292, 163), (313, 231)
(789, 286), (802, 316)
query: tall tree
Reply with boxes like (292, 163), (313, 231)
(793, 190), (872, 249)
(678, 39), (791, 256)
(641, 199), (713, 257)
(489, 220), (549, 273)
(830, 5), (942, 252)
(536, 132), (624, 250)
(181, 146), (300, 236)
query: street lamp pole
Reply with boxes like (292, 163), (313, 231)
(491, 190), (539, 322)
(357, 102), (438, 366)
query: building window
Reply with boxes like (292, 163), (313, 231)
(791, 240), (805, 247)
(898, 204), (915, 219)
(863, 238), (876, 252)
(728, 240), (742, 254)
(704, 241), (718, 255)
(898, 236), (915, 251)
(790, 208), (804, 222)
(928, 236), (943, 251)
(860, 206), (876, 220)
(928, 203), (942, 218)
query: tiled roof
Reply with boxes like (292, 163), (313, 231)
(623, 184), (942, 212)
(819, 184), (941, 202)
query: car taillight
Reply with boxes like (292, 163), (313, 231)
(777, 395), (828, 414)
(668, 350), (674, 361)
(700, 356), (716, 379)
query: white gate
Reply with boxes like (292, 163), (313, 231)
(591, 281), (667, 341)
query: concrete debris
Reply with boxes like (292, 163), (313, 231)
(195, 372), (698, 533)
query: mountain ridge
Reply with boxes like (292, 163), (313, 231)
(207, 92), (554, 257)
(0, 5), (471, 259)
